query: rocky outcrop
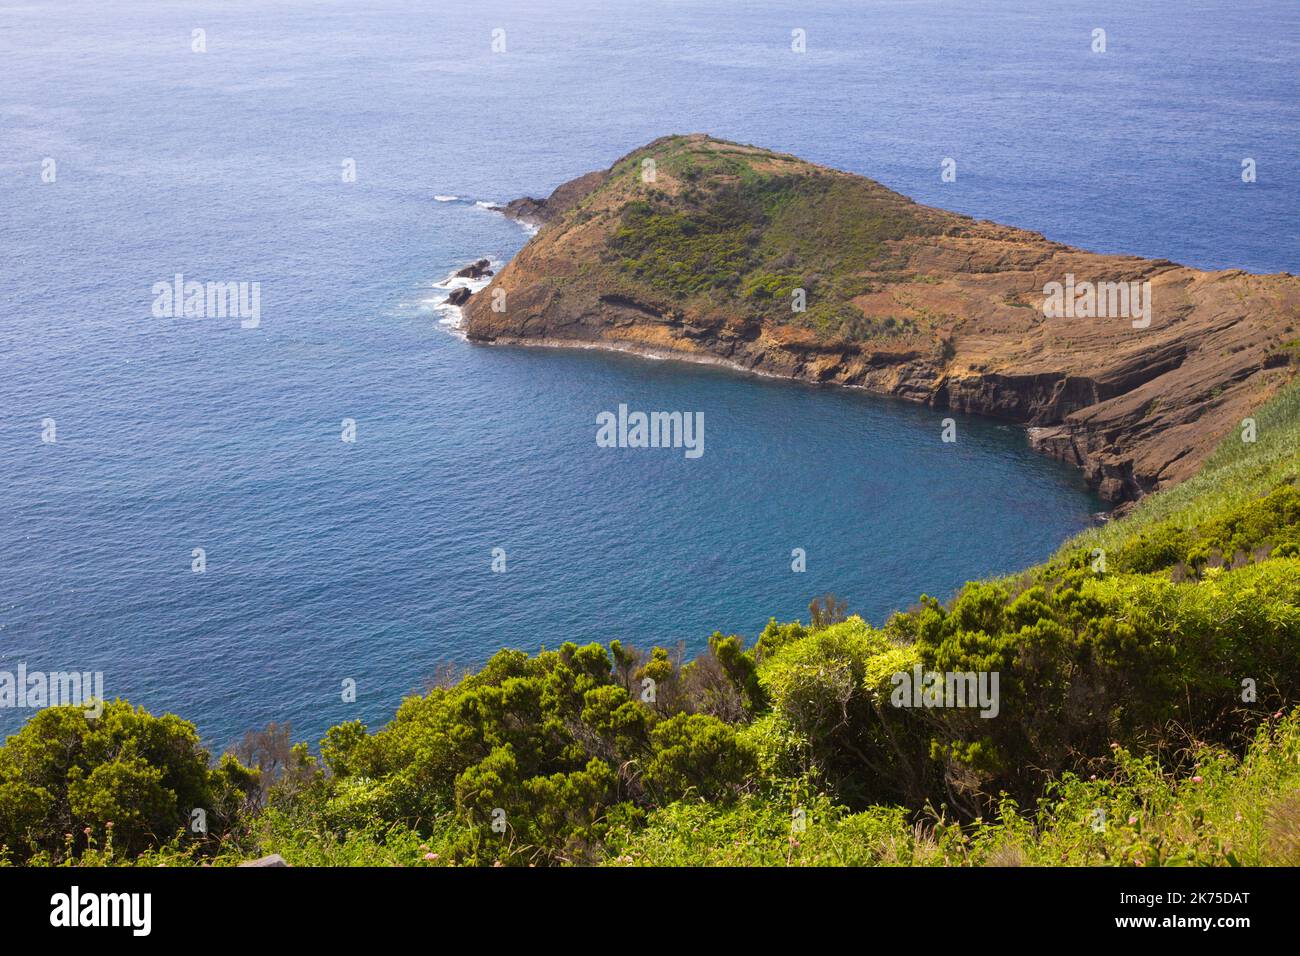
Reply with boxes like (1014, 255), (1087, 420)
(455, 259), (493, 279)
(465, 135), (1300, 503)
(501, 170), (609, 227)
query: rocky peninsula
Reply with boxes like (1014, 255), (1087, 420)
(465, 134), (1300, 503)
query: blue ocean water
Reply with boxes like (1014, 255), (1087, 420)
(2, 0), (1296, 747)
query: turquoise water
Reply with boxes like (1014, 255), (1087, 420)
(2, 0), (1295, 747)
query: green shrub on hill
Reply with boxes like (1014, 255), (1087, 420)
(311, 640), (756, 865)
(608, 710), (1300, 867)
(0, 700), (256, 863)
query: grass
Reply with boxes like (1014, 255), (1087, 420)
(606, 709), (1300, 866)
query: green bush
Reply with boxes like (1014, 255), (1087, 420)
(312, 639), (758, 864)
(757, 617), (933, 807)
(0, 700), (256, 862)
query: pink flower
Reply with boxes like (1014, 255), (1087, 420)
(423, 852), (437, 861)
(1191, 775), (1204, 784)
(1127, 816), (1138, 825)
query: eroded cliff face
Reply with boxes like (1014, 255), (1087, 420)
(466, 134), (1300, 503)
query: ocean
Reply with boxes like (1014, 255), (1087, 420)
(2, 0), (1296, 747)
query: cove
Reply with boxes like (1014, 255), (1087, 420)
(3, 305), (1104, 751)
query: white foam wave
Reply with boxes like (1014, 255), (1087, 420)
(425, 258), (499, 335)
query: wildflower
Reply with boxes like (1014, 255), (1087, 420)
(423, 852), (436, 861)
(1191, 775), (1204, 784)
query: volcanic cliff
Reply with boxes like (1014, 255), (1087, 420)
(465, 134), (1300, 503)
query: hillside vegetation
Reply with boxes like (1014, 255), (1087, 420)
(602, 139), (955, 339)
(3, 378), (1297, 867)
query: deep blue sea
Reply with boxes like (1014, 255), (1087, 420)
(2, 0), (1297, 748)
